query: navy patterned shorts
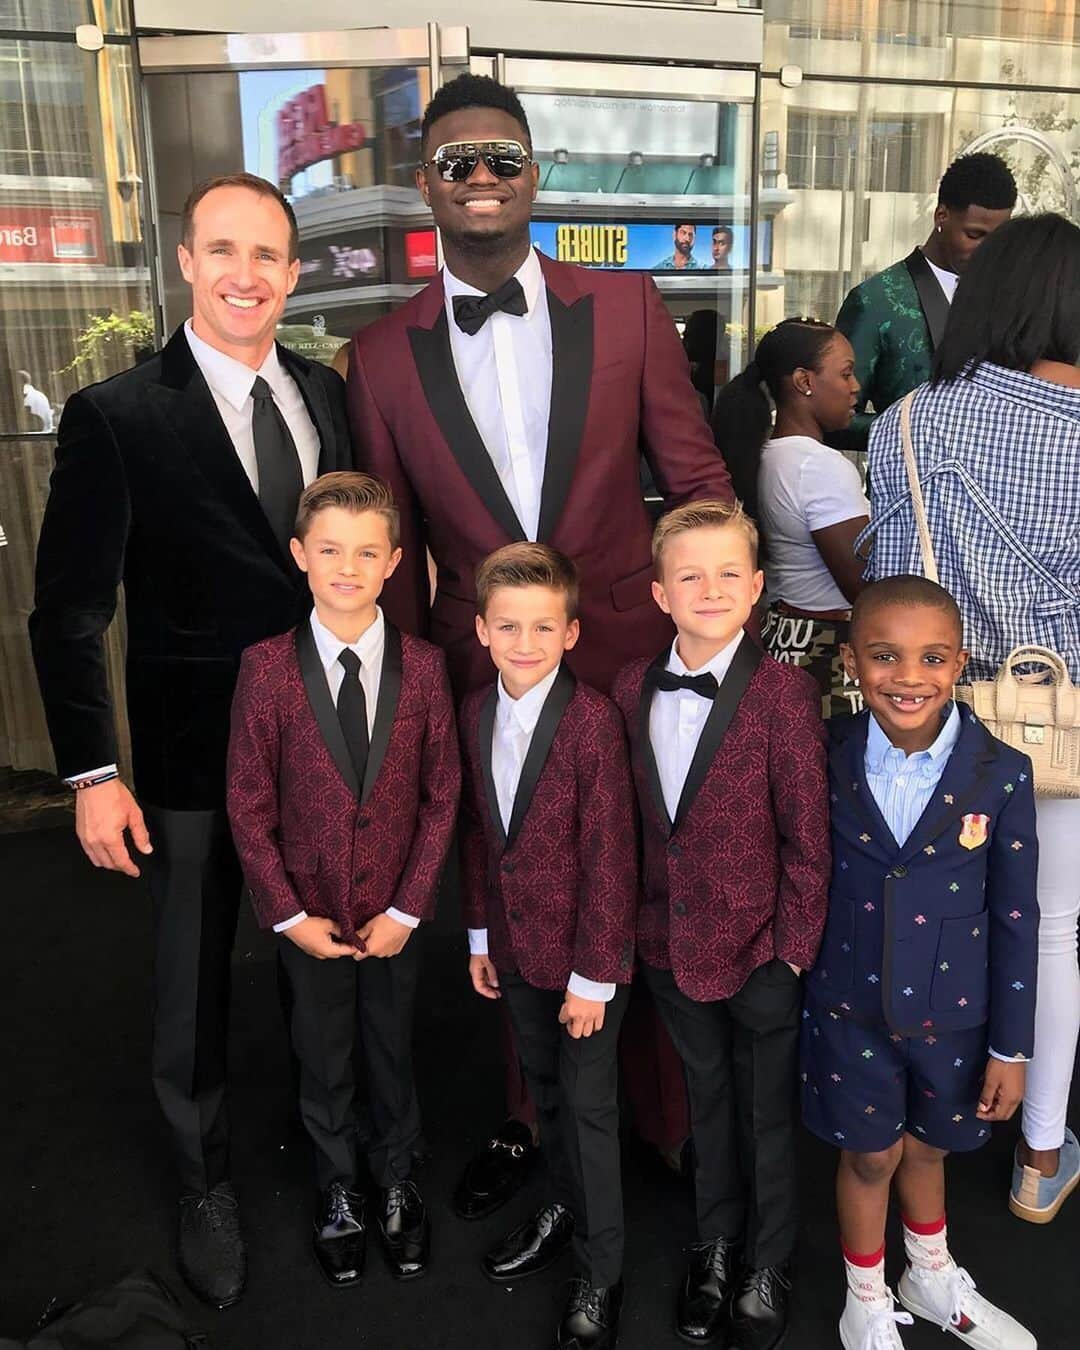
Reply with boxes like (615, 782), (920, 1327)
(800, 997), (994, 1154)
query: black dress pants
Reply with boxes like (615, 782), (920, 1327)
(279, 935), (422, 1191)
(501, 974), (629, 1288)
(642, 958), (801, 1270)
(144, 805), (243, 1195)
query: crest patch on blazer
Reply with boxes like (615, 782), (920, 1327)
(958, 813), (989, 851)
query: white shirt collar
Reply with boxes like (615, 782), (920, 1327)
(866, 700), (961, 773)
(496, 664), (560, 736)
(443, 246), (544, 315)
(309, 606), (385, 675)
(666, 630), (745, 682)
(184, 319), (288, 414)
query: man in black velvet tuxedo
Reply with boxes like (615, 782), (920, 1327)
(29, 173), (351, 1308)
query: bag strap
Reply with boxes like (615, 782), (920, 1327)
(900, 389), (940, 585)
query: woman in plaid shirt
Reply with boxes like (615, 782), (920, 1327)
(859, 213), (1080, 1229)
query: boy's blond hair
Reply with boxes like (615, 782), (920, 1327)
(652, 499), (759, 575)
(475, 542), (580, 621)
(294, 471), (400, 548)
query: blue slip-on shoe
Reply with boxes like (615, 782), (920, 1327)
(1009, 1125), (1080, 1224)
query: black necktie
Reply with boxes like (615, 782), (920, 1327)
(647, 667), (719, 699)
(336, 649), (369, 787)
(250, 375), (304, 556)
(452, 277), (529, 336)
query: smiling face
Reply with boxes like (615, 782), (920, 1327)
(652, 523), (763, 669)
(843, 603), (968, 753)
(178, 184), (299, 368)
(475, 583), (579, 699)
(416, 106), (538, 255)
(289, 507), (401, 640)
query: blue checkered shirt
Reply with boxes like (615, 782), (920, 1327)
(857, 363), (1080, 684)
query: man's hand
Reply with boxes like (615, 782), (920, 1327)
(469, 954), (501, 999)
(282, 916), (357, 959)
(558, 991), (606, 1039)
(354, 912), (413, 960)
(977, 1058), (1026, 1121)
(75, 778), (152, 878)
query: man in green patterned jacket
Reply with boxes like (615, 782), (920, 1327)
(834, 153), (1016, 450)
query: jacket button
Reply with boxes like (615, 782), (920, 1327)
(509, 909), (522, 922)
(354, 870), (367, 884)
(673, 901), (687, 917)
(891, 865), (908, 879)
(669, 843), (682, 859)
(502, 860), (515, 874)
(355, 818), (370, 830)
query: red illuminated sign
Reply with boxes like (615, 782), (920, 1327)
(405, 228), (437, 279)
(277, 84), (368, 183)
(0, 209), (102, 264)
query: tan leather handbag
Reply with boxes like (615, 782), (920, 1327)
(898, 389), (1080, 797)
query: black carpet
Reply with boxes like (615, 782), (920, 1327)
(1, 827), (1075, 1348)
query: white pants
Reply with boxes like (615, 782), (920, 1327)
(1021, 796), (1080, 1151)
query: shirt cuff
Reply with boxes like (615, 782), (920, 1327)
(567, 972), (616, 1003)
(273, 911), (309, 933)
(989, 1048), (1030, 1063)
(468, 928), (489, 955)
(386, 907), (420, 930)
(65, 763), (119, 785)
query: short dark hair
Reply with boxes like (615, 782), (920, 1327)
(180, 172), (299, 262)
(933, 213), (1080, 382)
(294, 471), (399, 548)
(475, 543), (579, 621)
(420, 74), (531, 154)
(937, 153), (1017, 213)
(713, 225), (734, 242)
(674, 221), (696, 233)
(850, 575), (963, 645)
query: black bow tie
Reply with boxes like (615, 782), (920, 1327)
(452, 277), (528, 335)
(648, 668), (719, 699)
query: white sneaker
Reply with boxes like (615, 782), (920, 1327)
(898, 1264), (1037, 1349)
(839, 1290), (914, 1350)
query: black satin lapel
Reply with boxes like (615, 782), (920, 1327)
(408, 312), (526, 543)
(537, 292), (594, 542)
(295, 623), (360, 798)
(638, 649), (674, 837)
(361, 622), (402, 806)
(506, 664), (577, 849)
(673, 635), (763, 834)
(832, 725), (901, 857)
(477, 686), (506, 851)
(279, 345), (336, 474)
(904, 248), (951, 353)
(897, 715), (998, 864)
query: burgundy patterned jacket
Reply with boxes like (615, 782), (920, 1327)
(227, 620), (460, 934)
(459, 666), (638, 991)
(612, 635), (830, 1002)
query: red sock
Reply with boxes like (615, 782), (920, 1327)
(842, 1241), (889, 1306)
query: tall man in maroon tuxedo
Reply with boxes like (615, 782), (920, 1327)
(346, 72), (731, 1212)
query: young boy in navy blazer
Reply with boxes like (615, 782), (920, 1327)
(613, 500), (830, 1350)
(227, 472), (459, 1291)
(459, 543), (637, 1350)
(803, 576), (1038, 1350)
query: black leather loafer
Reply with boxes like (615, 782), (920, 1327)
(312, 1181), (366, 1288)
(728, 1264), (792, 1350)
(453, 1119), (537, 1220)
(677, 1236), (742, 1344)
(178, 1182), (247, 1309)
(483, 1203), (574, 1284)
(376, 1180), (430, 1280)
(557, 1275), (623, 1349)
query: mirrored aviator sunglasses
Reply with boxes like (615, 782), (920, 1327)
(423, 140), (531, 182)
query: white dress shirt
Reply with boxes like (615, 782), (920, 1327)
(65, 325), (322, 787)
(273, 607), (420, 936)
(924, 254), (959, 304)
(443, 248), (553, 540)
(467, 667), (615, 1003)
(649, 633), (745, 823)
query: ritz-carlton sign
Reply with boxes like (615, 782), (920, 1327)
(277, 83), (368, 185)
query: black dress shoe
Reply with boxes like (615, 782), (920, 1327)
(376, 1180), (429, 1280)
(312, 1182), (366, 1288)
(728, 1264), (792, 1350)
(178, 1182), (246, 1308)
(482, 1202), (574, 1284)
(677, 1237), (742, 1344)
(453, 1119), (537, 1220)
(557, 1275), (623, 1349)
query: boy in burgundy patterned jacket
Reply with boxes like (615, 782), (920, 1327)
(613, 500), (830, 1350)
(459, 543), (637, 1350)
(227, 473), (459, 1293)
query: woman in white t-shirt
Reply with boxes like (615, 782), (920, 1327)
(713, 317), (867, 716)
